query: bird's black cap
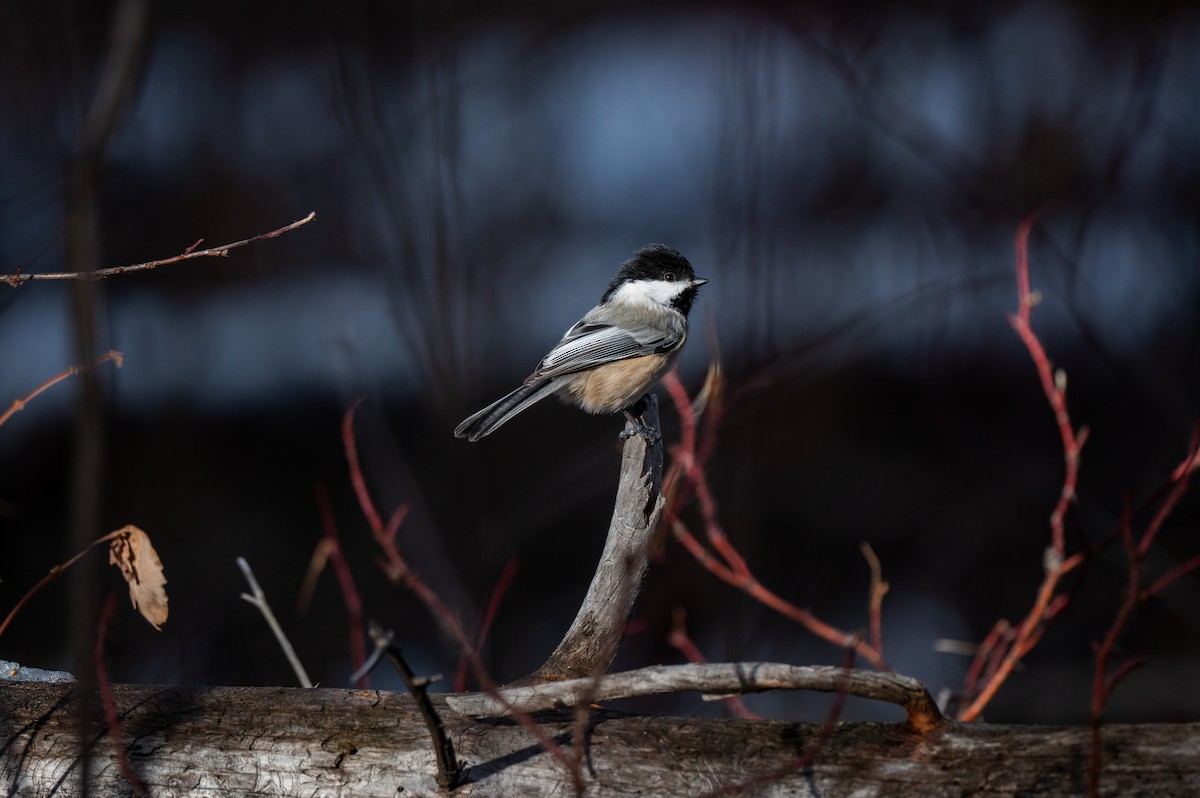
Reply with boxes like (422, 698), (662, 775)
(601, 244), (706, 315)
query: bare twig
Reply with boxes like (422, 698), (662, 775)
(0, 213), (316, 287)
(667, 608), (759, 719)
(95, 594), (146, 797)
(1006, 214), (1088, 557)
(661, 370), (889, 670)
(860, 542), (889, 660)
(1088, 435), (1198, 798)
(0, 350), (124, 429)
(368, 622), (460, 790)
(236, 557), (312, 688)
(311, 483), (368, 688)
(447, 661), (944, 734)
(0, 526), (151, 641)
(701, 646), (859, 798)
(958, 214), (1089, 723)
(341, 400), (584, 790)
(454, 557), (520, 693)
(349, 627), (394, 686)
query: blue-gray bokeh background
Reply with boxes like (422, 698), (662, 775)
(2, 1), (1198, 723)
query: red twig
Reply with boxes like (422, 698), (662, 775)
(701, 644), (857, 797)
(860, 543), (889, 660)
(95, 594), (146, 797)
(1006, 214), (1087, 557)
(668, 608), (759, 719)
(958, 213), (1090, 722)
(1143, 555), (1200, 599)
(342, 398), (389, 540)
(0, 350), (123, 429)
(1087, 438), (1197, 797)
(454, 557), (520, 693)
(959, 620), (1011, 701)
(1138, 427), (1198, 557)
(662, 371), (888, 670)
(313, 482), (368, 688)
(341, 400), (584, 790)
(0, 528), (127, 641)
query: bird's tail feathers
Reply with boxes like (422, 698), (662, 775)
(454, 380), (558, 441)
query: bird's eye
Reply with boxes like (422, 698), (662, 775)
(664, 272), (676, 281)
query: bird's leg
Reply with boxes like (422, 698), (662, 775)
(619, 395), (660, 443)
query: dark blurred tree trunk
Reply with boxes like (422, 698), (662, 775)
(3, 682), (1197, 796)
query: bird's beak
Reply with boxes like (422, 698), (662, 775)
(692, 278), (709, 287)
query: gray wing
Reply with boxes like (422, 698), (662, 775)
(527, 316), (684, 382)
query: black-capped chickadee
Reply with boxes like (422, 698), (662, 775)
(454, 244), (707, 442)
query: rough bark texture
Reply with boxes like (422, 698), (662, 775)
(449, 662), (944, 734)
(3, 681), (1197, 797)
(526, 396), (664, 684)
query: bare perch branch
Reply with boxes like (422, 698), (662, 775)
(525, 395), (664, 683)
(447, 662), (946, 734)
(0, 212), (316, 287)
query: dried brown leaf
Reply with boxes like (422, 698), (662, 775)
(107, 524), (169, 630)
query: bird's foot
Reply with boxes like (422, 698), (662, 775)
(620, 406), (661, 443)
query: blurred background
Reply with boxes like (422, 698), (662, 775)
(1, 0), (1197, 724)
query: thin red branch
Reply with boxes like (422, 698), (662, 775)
(1137, 430), (1197, 557)
(673, 520), (887, 669)
(454, 557), (520, 693)
(0, 529), (123, 641)
(1170, 423), (1200, 480)
(860, 543), (889, 660)
(1006, 214), (1086, 557)
(1089, 497), (1141, 798)
(96, 594), (146, 796)
(663, 372), (888, 670)
(668, 608), (759, 719)
(701, 645), (857, 797)
(1143, 555), (1200, 599)
(959, 213), (1093, 722)
(0, 350), (123, 429)
(959, 620), (1012, 702)
(341, 400), (584, 790)
(342, 398), (387, 538)
(313, 482), (368, 688)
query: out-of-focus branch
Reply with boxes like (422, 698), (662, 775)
(340, 400), (583, 789)
(95, 594), (146, 797)
(0, 213), (316, 287)
(0, 351), (123, 429)
(237, 557), (312, 688)
(668, 608), (759, 719)
(662, 369), (889, 670)
(309, 483), (368, 688)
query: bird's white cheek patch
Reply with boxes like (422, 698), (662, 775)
(611, 279), (688, 309)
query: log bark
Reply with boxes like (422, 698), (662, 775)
(3, 681), (1198, 797)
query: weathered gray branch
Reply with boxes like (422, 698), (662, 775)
(449, 662), (944, 733)
(3, 682), (1197, 797)
(525, 395), (664, 683)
